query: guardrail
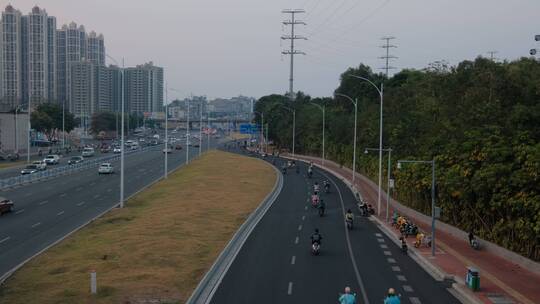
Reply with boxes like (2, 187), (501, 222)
(0, 145), (159, 191)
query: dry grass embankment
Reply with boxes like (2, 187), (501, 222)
(0, 150), (276, 304)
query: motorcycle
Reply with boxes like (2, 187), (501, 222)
(318, 206), (325, 217)
(282, 167), (287, 175)
(400, 236), (408, 254)
(311, 242), (321, 255)
(346, 219), (353, 230)
(311, 195), (320, 207)
(470, 238), (480, 250)
(324, 183), (330, 193)
(307, 169), (313, 178)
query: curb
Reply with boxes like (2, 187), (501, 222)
(186, 160), (284, 304)
(283, 155), (479, 304)
(0, 149), (204, 285)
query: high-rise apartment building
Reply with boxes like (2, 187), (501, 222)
(95, 65), (121, 112)
(124, 62), (163, 114)
(69, 59), (95, 121)
(87, 31), (105, 66)
(0, 5), (23, 111)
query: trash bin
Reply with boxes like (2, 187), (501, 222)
(466, 267), (480, 291)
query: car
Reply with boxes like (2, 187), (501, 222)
(162, 148), (172, 154)
(113, 146), (122, 153)
(82, 147), (95, 157)
(21, 164), (39, 175)
(43, 154), (60, 165)
(32, 160), (47, 170)
(0, 197), (14, 214)
(68, 156), (84, 165)
(130, 143), (139, 150)
(125, 140), (135, 147)
(98, 163), (114, 174)
(175, 144), (183, 150)
(193, 143), (200, 148)
(149, 140), (159, 146)
(100, 146), (111, 153)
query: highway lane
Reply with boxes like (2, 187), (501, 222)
(210, 151), (458, 304)
(0, 136), (218, 279)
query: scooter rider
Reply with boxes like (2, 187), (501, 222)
(318, 199), (326, 215)
(339, 286), (357, 304)
(345, 209), (354, 223)
(384, 288), (401, 304)
(311, 228), (322, 245)
(314, 182), (320, 193)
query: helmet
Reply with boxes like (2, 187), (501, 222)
(315, 228), (319, 233)
(347, 209), (352, 213)
(388, 288), (395, 295)
(315, 182), (318, 184)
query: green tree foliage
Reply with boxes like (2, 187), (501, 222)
(90, 111), (146, 135)
(258, 57), (540, 260)
(31, 103), (76, 139)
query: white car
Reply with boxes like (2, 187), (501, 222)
(98, 163), (114, 174)
(32, 160), (47, 170)
(43, 154), (60, 165)
(113, 146), (122, 153)
(82, 147), (95, 157)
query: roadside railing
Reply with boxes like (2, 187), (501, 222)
(0, 145), (159, 191)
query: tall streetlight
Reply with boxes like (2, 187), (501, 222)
(164, 83), (169, 179)
(279, 105), (295, 157)
(397, 159), (437, 256)
(253, 111), (264, 152)
(309, 101), (325, 167)
(335, 93), (358, 184)
(199, 99), (203, 156)
(350, 75), (384, 217)
(14, 104), (24, 155)
(168, 87), (183, 166)
(365, 147), (393, 222)
(106, 54), (125, 208)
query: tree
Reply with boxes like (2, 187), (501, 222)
(31, 103), (76, 140)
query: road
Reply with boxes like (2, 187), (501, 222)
(0, 134), (218, 280)
(210, 149), (459, 304)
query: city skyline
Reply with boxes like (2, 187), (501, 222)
(6, 0), (540, 100)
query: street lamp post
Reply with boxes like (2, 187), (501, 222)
(279, 105), (295, 157)
(335, 93), (358, 184)
(106, 54), (125, 208)
(62, 100), (65, 149)
(365, 147), (393, 222)
(309, 102), (325, 167)
(164, 83), (169, 179)
(350, 75), (384, 217)
(186, 98), (190, 164)
(199, 100), (203, 156)
(397, 159), (437, 256)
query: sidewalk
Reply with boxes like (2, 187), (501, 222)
(287, 153), (540, 304)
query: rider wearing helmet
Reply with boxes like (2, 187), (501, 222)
(345, 209), (354, 222)
(314, 182), (320, 193)
(311, 228), (322, 245)
(384, 288), (400, 304)
(339, 286), (356, 304)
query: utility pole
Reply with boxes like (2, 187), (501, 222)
(487, 50), (498, 61)
(380, 36), (397, 79)
(281, 9), (306, 100)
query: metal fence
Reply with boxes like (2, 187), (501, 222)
(0, 146), (158, 191)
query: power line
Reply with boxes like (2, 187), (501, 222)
(487, 50), (498, 61)
(282, 9), (307, 99)
(379, 36), (397, 79)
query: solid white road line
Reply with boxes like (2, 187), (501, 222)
(287, 282), (293, 295)
(31, 222), (41, 228)
(56, 211), (65, 216)
(0, 236), (10, 244)
(15, 209), (25, 214)
(291, 255), (296, 265)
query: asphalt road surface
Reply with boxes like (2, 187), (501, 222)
(211, 148), (459, 304)
(0, 135), (218, 279)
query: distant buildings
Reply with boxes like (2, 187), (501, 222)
(168, 95), (253, 120)
(0, 4), (164, 118)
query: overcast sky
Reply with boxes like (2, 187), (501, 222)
(12, 0), (540, 100)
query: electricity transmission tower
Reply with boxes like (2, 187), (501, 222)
(379, 36), (397, 79)
(487, 50), (498, 61)
(281, 9), (306, 100)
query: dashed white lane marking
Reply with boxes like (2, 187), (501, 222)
(409, 297), (421, 304)
(403, 285), (414, 292)
(15, 209), (25, 214)
(90, 182), (95, 186)
(57, 211), (65, 216)
(287, 282), (293, 295)
(77, 201), (85, 206)
(304, 206), (308, 210)
(375, 233), (382, 237)
(93, 194), (100, 199)
(391, 266), (401, 272)
(298, 225), (303, 231)
(301, 215), (305, 221)
(387, 258), (396, 263)
(380, 244), (388, 249)
(396, 275), (407, 281)
(0, 237), (10, 244)
(24, 192), (32, 197)
(39, 200), (48, 205)
(383, 251), (392, 256)
(76, 187), (83, 191)
(59, 193), (67, 197)
(295, 236), (299, 244)
(107, 188), (112, 192)
(291, 256), (296, 265)
(31, 222), (41, 228)
(377, 238), (385, 243)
